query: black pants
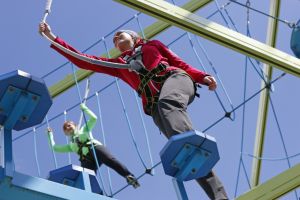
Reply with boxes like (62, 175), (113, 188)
(151, 72), (228, 200)
(80, 144), (131, 178)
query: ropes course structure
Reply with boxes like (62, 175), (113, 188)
(1, 0), (300, 200)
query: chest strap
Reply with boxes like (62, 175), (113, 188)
(74, 137), (93, 161)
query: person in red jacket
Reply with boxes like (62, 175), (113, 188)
(39, 22), (228, 200)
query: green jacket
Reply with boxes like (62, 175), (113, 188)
(47, 104), (102, 156)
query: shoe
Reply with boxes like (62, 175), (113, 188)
(126, 175), (140, 188)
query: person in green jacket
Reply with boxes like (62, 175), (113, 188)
(47, 103), (140, 188)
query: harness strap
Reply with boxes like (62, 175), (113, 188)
(124, 44), (195, 115)
(137, 63), (167, 96)
(74, 137), (94, 161)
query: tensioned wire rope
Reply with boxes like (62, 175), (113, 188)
(71, 63), (109, 197)
(63, 110), (72, 164)
(213, 0), (271, 85)
(33, 127), (41, 177)
(134, 14), (155, 174)
(45, 115), (58, 169)
(234, 3), (252, 195)
(102, 37), (150, 172)
(95, 91), (114, 196)
(229, 0), (298, 29)
(70, 77), (110, 196)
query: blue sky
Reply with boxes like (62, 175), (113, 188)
(1, 0), (300, 199)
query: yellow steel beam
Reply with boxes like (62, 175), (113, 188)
(237, 163), (300, 200)
(251, 0), (281, 188)
(114, 0), (300, 78)
(48, 0), (213, 98)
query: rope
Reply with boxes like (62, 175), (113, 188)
(71, 63), (107, 196)
(78, 79), (91, 129)
(42, 0), (53, 23)
(243, 151), (300, 161)
(112, 161), (162, 196)
(234, 52), (250, 198)
(135, 12), (155, 173)
(63, 110), (72, 165)
(95, 92), (113, 196)
(213, 0), (232, 29)
(234, 6), (252, 196)
(269, 96), (299, 199)
(102, 38), (148, 170)
(203, 72), (286, 133)
(33, 127), (41, 177)
(229, 0), (297, 28)
(187, 33), (235, 120)
(215, 0), (238, 31)
(45, 115), (58, 169)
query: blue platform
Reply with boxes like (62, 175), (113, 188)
(291, 20), (300, 58)
(48, 164), (103, 195)
(160, 130), (220, 181)
(0, 166), (115, 200)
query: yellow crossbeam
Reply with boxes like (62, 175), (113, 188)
(237, 163), (300, 200)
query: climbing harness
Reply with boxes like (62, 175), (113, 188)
(73, 137), (96, 162)
(124, 46), (185, 115)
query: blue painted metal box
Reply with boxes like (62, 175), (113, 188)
(0, 70), (52, 131)
(160, 130), (220, 181)
(48, 164), (103, 194)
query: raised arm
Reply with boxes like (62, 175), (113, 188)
(80, 104), (97, 134)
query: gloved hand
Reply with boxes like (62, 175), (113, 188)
(80, 103), (88, 111)
(46, 127), (53, 134)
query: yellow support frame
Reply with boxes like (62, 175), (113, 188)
(251, 0), (281, 188)
(237, 164), (300, 200)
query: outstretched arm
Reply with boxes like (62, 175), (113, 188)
(47, 127), (72, 153)
(38, 23), (124, 78)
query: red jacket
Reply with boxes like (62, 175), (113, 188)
(51, 37), (208, 113)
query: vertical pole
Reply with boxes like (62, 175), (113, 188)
(172, 178), (189, 200)
(0, 127), (4, 168)
(4, 128), (13, 176)
(251, 0), (281, 187)
(75, 172), (92, 192)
